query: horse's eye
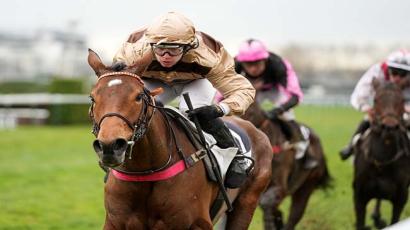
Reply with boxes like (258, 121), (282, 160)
(136, 93), (144, 101)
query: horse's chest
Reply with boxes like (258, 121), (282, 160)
(356, 168), (401, 197)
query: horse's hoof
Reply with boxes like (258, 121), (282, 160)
(274, 217), (284, 230)
(374, 220), (387, 229)
(371, 214), (387, 229)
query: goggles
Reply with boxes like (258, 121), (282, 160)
(151, 43), (185, 57)
(241, 60), (266, 67)
(389, 67), (409, 78)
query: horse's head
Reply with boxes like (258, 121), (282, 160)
(372, 79), (405, 131)
(242, 102), (268, 127)
(241, 101), (287, 146)
(87, 49), (162, 167)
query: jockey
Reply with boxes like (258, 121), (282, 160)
(339, 49), (410, 160)
(234, 38), (318, 169)
(112, 12), (255, 188)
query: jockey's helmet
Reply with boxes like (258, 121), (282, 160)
(236, 39), (269, 62)
(145, 12), (197, 48)
(387, 49), (410, 71)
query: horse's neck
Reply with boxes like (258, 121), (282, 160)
(243, 104), (287, 144)
(366, 131), (402, 162)
(262, 119), (287, 145)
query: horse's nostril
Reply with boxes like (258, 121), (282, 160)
(113, 138), (128, 154)
(93, 139), (103, 153)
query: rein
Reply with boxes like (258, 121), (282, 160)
(373, 112), (405, 128)
(365, 117), (409, 167)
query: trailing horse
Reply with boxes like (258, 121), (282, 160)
(241, 102), (331, 230)
(87, 49), (273, 229)
(353, 79), (410, 230)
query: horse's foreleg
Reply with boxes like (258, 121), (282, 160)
(225, 192), (259, 230)
(226, 168), (273, 230)
(391, 189), (408, 225)
(371, 199), (386, 229)
(284, 182), (316, 230)
(354, 191), (369, 230)
(259, 186), (284, 230)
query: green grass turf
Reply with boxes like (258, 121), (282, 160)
(0, 105), (409, 229)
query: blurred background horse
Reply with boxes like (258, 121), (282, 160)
(241, 102), (331, 230)
(353, 79), (410, 230)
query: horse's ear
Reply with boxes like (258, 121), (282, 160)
(150, 87), (163, 97)
(127, 50), (153, 76)
(372, 78), (381, 90)
(88, 49), (109, 77)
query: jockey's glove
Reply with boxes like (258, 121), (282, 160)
(187, 105), (225, 122)
(111, 62), (127, 71)
(267, 94), (299, 120)
(267, 107), (285, 120)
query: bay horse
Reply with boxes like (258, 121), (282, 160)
(241, 101), (331, 230)
(353, 79), (410, 230)
(87, 49), (272, 229)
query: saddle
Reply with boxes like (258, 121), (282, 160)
(271, 117), (310, 159)
(164, 106), (252, 219)
(164, 106), (252, 180)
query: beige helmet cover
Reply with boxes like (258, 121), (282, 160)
(145, 12), (196, 45)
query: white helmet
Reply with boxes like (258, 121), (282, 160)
(387, 49), (410, 71)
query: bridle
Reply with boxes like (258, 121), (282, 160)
(90, 72), (154, 143)
(365, 87), (409, 166)
(89, 71), (176, 174)
(372, 112), (405, 129)
(372, 88), (406, 131)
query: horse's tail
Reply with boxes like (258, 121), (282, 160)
(307, 127), (333, 190)
(317, 156), (333, 191)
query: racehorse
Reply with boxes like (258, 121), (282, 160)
(353, 79), (410, 230)
(87, 49), (273, 229)
(241, 101), (331, 230)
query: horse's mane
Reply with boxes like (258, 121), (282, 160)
(381, 82), (399, 91)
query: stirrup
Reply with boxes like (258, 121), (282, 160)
(294, 140), (309, 159)
(303, 157), (318, 169)
(235, 154), (255, 174)
(224, 155), (255, 188)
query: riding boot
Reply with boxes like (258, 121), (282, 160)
(201, 118), (255, 188)
(339, 120), (370, 161)
(287, 120), (319, 169)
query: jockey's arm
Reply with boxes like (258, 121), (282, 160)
(207, 47), (255, 116)
(280, 94), (299, 111)
(351, 64), (382, 112)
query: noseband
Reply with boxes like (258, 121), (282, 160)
(373, 112), (404, 128)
